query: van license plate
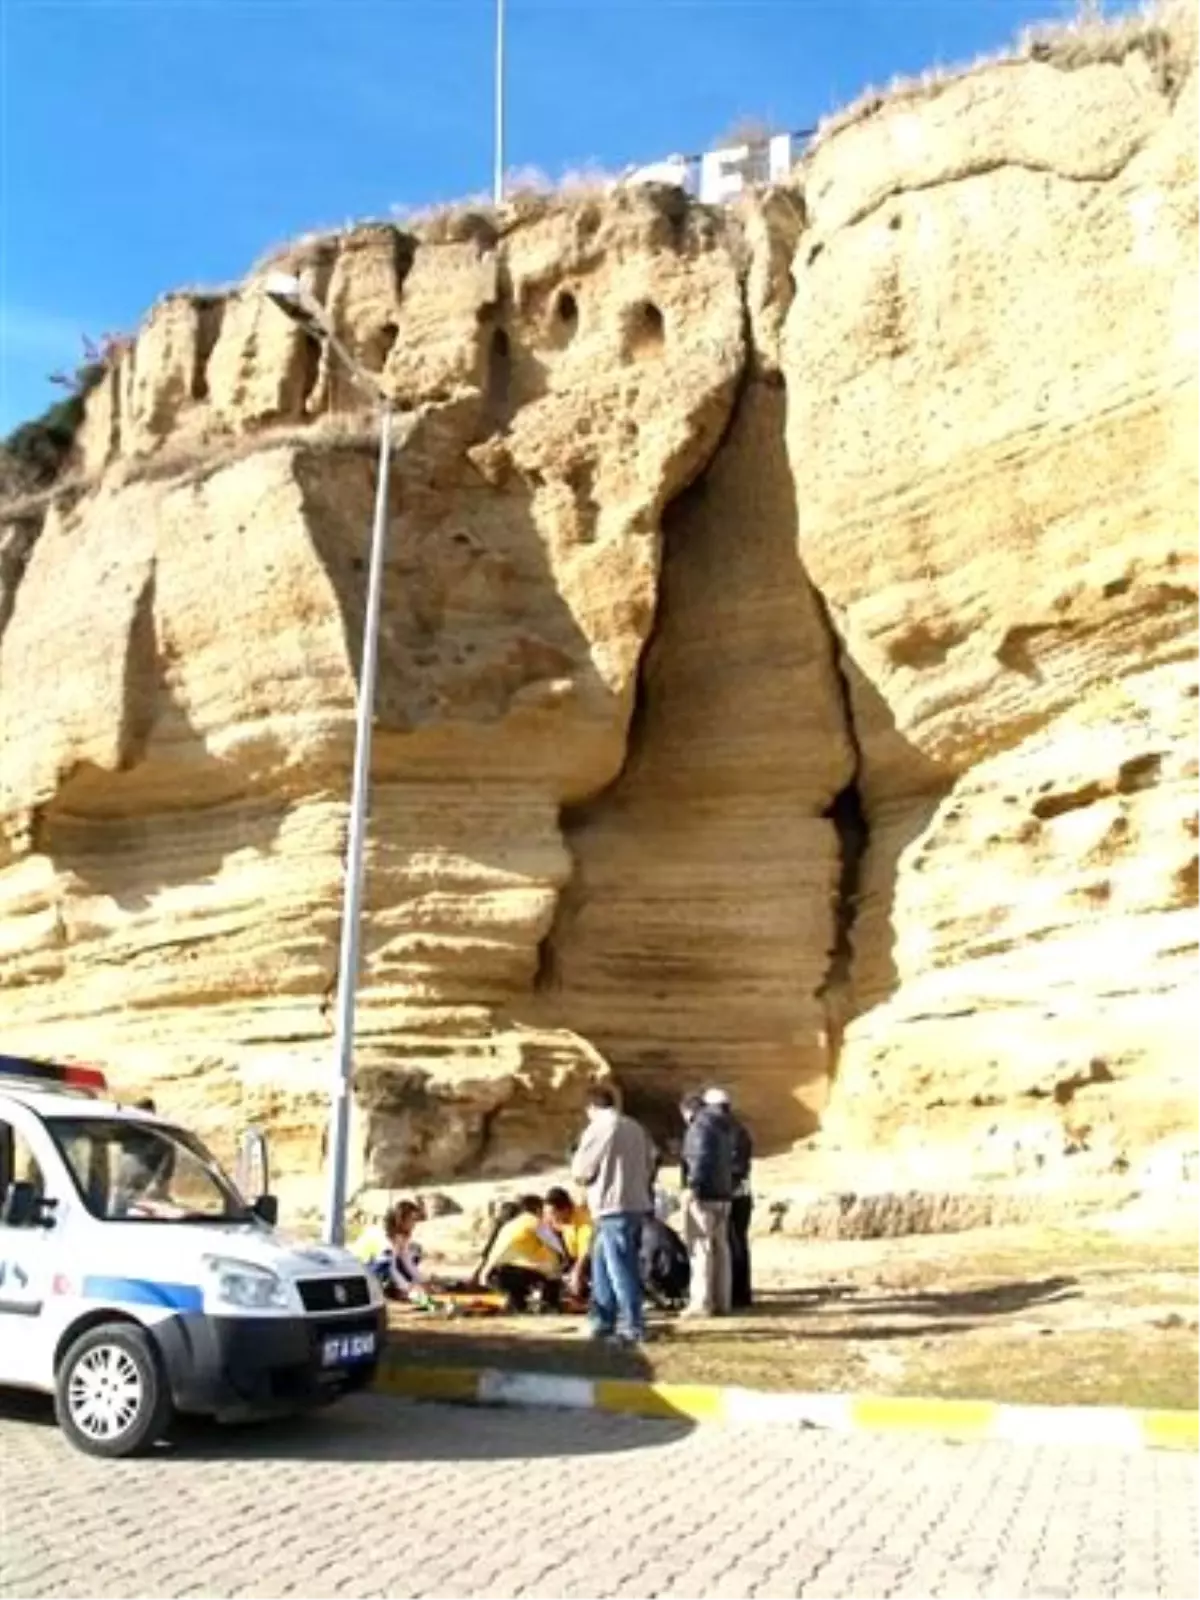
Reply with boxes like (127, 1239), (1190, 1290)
(321, 1332), (376, 1367)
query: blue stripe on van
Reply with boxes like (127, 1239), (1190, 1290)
(81, 1275), (204, 1313)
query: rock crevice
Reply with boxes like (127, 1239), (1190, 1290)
(811, 591), (871, 1078)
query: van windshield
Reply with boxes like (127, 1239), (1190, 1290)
(47, 1117), (253, 1223)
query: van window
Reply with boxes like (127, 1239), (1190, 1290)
(0, 1120), (45, 1199)
(46, 1118), (251, 1223)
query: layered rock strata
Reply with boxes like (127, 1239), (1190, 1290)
(1, 6), (1195, 1193)
(0, 192), (747, 1184)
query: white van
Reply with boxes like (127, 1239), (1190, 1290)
(0, 1054), (385, 1458)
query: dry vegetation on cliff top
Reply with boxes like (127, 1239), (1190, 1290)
(815, 0), (1194, 141)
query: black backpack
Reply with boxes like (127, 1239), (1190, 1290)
(641, 1218), (690, 1307)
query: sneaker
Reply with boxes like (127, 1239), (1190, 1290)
(581, 1324), (614, 1341)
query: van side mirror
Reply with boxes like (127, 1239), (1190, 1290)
(237, 1126), (270, 1202)
(251, 1193), (279, 1227)
(1, 1181), (54, 1229)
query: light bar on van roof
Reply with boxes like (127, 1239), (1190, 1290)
(0, 1055), (108, 1094)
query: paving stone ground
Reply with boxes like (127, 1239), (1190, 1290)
(0, 1393), (1195, 1599)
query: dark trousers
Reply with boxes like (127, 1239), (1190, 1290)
(729, 1195), (753, 1309)
(488, 1265), (562, 1313)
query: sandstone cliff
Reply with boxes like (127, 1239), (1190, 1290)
(787, 11), (1199, 1174)
(1, 4), (1195, 1198)
(1, 191), (751, 1186)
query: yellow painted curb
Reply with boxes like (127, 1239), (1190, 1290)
(371, 1361), (1197, 1451)
(1142, 1410), (1200, 1452)
(375, 1363), (482, 1405)
(851, 1395), (999, 1439)
(593, 1379), (726, 1423)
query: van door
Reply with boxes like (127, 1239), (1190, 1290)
(0, 1114), (57, 1388)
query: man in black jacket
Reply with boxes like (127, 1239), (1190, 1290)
(679, 1091), (735, 1316)
(705, 1088), (754, 1308)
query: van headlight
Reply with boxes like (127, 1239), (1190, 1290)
(203, 1255), (289, 1311)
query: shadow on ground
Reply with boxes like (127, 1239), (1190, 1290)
(0, 1389), (691, 1463)
(756, 1275), (1082, 1320)
(384, 1274), (1083, 1368)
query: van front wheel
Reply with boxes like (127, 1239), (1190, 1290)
(56, 1323), (174, 1458)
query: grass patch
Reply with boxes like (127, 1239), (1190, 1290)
(387, 1216), (1199, 1412)
(902, 1327), (1198, 1411)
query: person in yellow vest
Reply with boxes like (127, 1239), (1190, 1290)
(543, 1186), (593, 1302)
(477, 1194), (564, 1312)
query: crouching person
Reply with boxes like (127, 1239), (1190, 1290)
(478, 1194), (564, 1312)
(355, 1200), (426, 1302)
(641, 1207), (691, 1310)
(544, 1186), (593, 1305)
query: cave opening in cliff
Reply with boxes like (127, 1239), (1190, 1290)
(555, 289), (579, 336)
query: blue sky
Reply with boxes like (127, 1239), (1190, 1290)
(2, 0), (1071, 433)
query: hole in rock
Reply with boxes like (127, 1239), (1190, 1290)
(366, 320), (400, 373)
(822, 779), (871, 1002)
(486, 327), (512, 413)
(636, 301), (664, 344)
(1116, 752), (1162, 794)
(624, 300), (665, 360)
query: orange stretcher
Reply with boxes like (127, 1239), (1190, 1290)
(395, 1283), (587, 1318)
(429, 1289), (509, 1317)
(394, 1284), (510, 1318)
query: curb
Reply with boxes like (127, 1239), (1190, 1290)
(373, 1360), (1198, 1452)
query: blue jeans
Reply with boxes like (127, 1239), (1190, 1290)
(590, 1212), (645, 1340)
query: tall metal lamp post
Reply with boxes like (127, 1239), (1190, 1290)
(264, 271), (393, 1247)
(494, 0), (506, 204)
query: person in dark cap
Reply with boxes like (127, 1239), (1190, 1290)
(679, 1088), (734, 1316)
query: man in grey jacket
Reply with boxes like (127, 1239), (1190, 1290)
(570, 1086), (656, 1343)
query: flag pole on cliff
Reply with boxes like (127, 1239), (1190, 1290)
(264, 270), (394, 1247)
(494, 0), (506, 204)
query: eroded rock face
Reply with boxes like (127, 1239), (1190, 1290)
(784, 30), (1199, 1168)
(0, 190), (745, 1189)
(1, 10), (1195, 1198)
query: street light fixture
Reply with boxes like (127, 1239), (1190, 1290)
(263, 270), (394, 1248)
